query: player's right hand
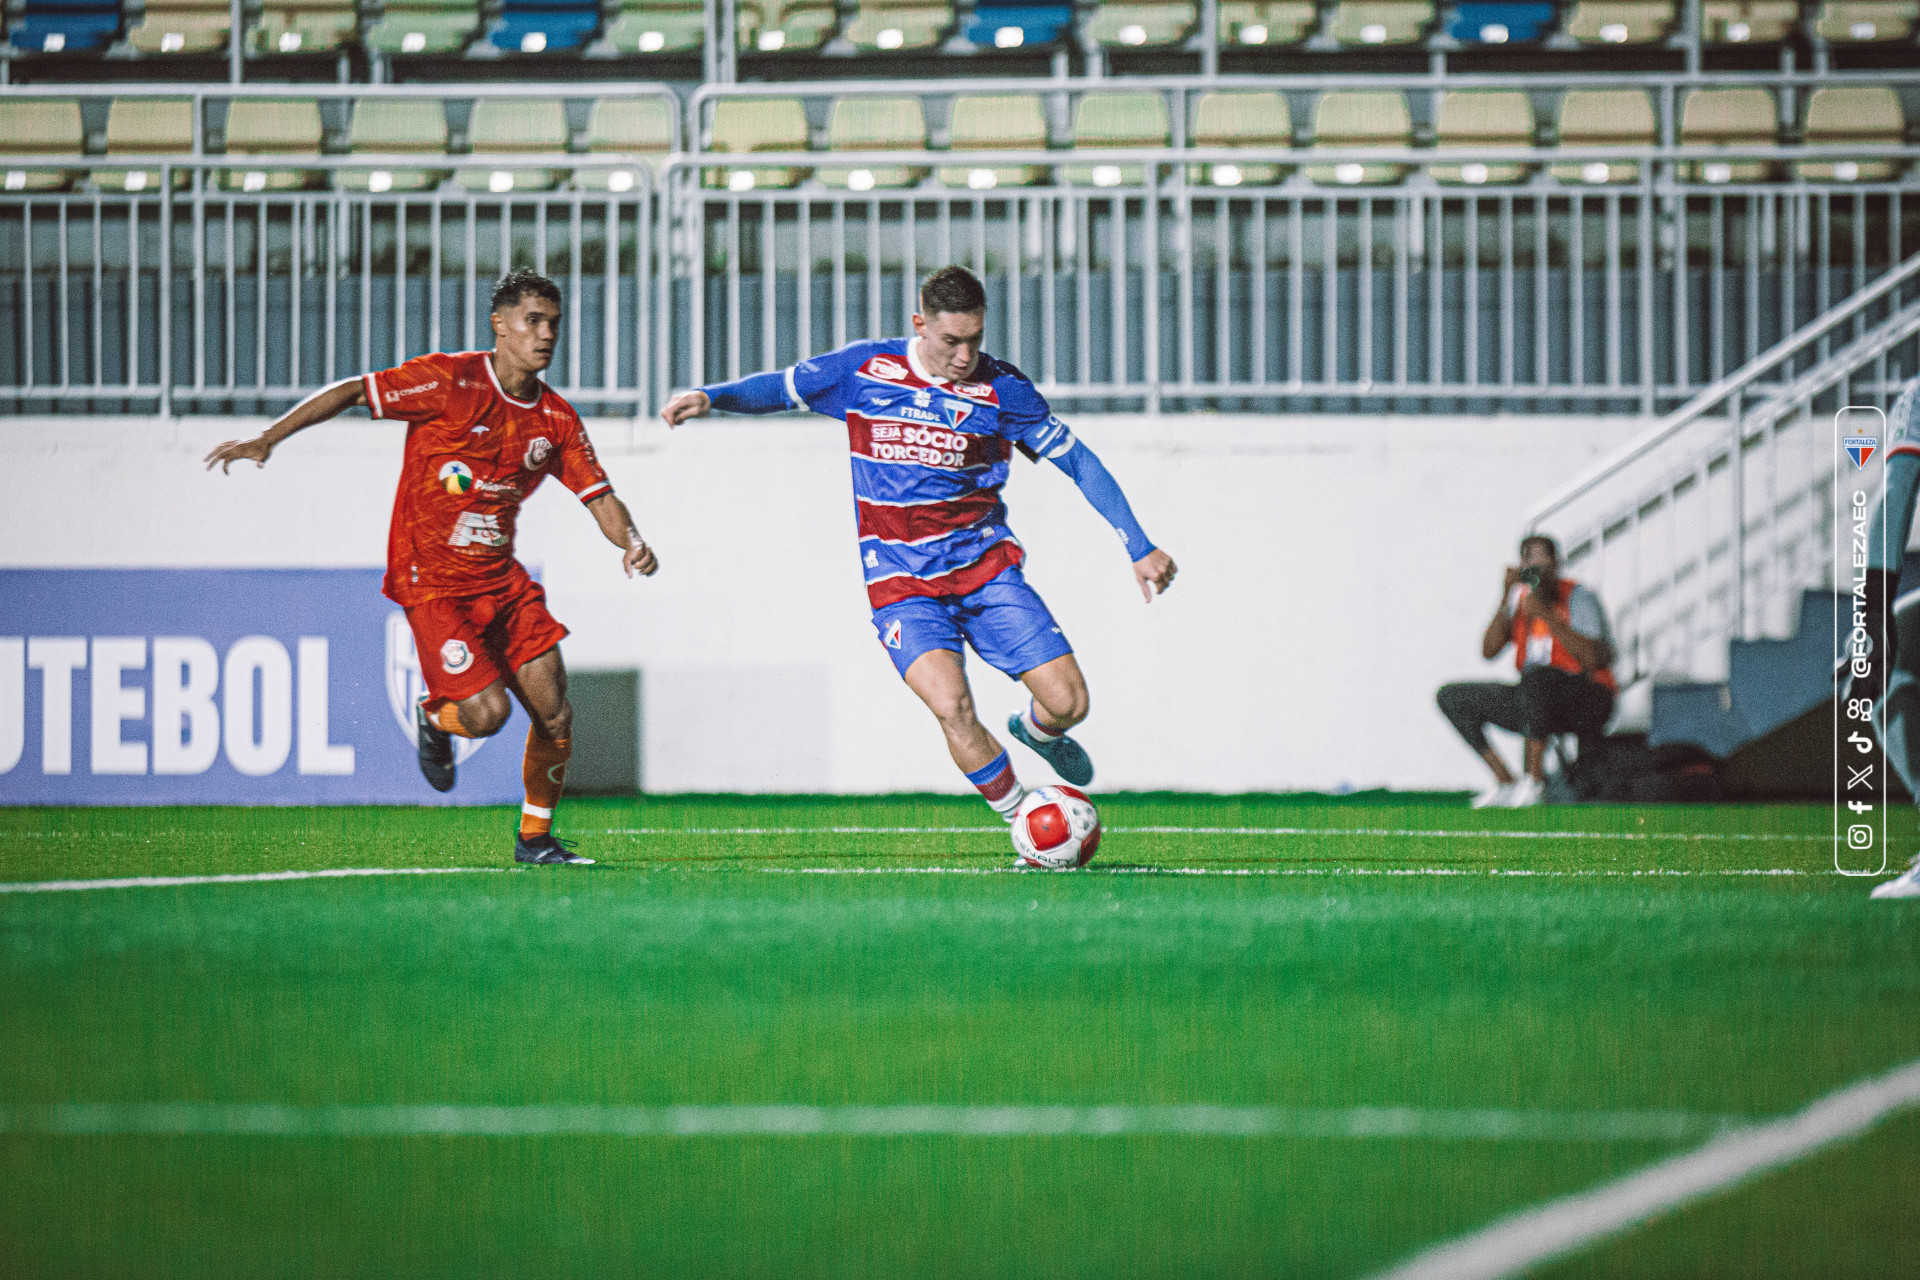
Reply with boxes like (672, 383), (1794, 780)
(660, 390), (711, 428)
(205, 437), (275, 472)
(1502, 565), (1524, 592)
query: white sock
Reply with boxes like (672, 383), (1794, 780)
(1022, 705), (1063, 743)
(989, 782), (1027, 823)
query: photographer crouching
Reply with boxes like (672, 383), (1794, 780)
(1437, 535), (1618, 808)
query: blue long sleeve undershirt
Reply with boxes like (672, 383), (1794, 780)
(1048, 438), (1156, 562)
(699, 369), (1156, 563)
(701, 370), (794, 415)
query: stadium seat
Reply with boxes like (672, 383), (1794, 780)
(1551, 89), (1655, 185)
(1701, 0), (1795, 40)
(578, 97), (674, 190)
(0, 98), (83, 192)
(842, 0), (952, 49)
(220, 98), (325, 192)
(128, 0), (230, 53)
(738, 0), (837, 50)
(363, 0), (481, 53)
(341, 98), (450, 192)
(489, 0), (602, 52)
(8, 0), (121, 53)
(1797, 86), (1907, 183)
(250, 0), (357, 53)
(1087, 1), (1199, 47)
(1218, 0), (1318, 43)
(597, 0), (704, 52)
(1562, 0), (1674, 42)
(1677, 88), (1778, 184)
(1188, 91), (1291, 187)
(1446, 2), (1556, 42)
(938, 93), (1048, 189)
(1814, 1), (1918, 41)
(704, 97), (810, 191)
(1327, 1), (1433, 44)
(1065, 92), (1170, 187)
(962, 1), (1074, 48)
(1430, 92), (1534, 185)
(818, 97), (927, 189)
(1307, 91), (1411, 185)
(95, 97), (193, 192)
(458, 98), (570, 192)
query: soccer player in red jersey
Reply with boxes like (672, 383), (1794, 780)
(205, 270), (657, 865)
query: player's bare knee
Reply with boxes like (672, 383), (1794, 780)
(931, 688), (977, 736)
(1037, 685), (1089, 729)
(459, 689), (511, 737)
(537, 701), (573, 742)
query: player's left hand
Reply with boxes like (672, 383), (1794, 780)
(1516, 588), (1549, 620)
(205, 436), (275, 472)
(1134, 549), (1177, 603)
(623, 540), (659, 578)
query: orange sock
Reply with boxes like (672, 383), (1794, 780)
(426, 698), (480, 739)
(519, 731), (572, 837)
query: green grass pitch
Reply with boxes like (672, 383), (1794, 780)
(2, 794), (1917, 1278)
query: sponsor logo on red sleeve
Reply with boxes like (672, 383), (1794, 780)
(865, 356), (909, 382)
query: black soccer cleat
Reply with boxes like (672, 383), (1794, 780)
(514, 833), (595, 865)
(414, 695), (457, 793)
(1007, 713), (1095, 787)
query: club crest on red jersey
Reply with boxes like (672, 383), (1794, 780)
(440, 639), (473, 674)
(524, 437), (553, 469)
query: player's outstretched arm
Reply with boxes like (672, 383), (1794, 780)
(664, 368), (801, 427)
(586, 492), (659, 578)
(1045, 435), (1177, 603)
(204, 377), (367, 472)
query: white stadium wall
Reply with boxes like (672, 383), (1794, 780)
(2, 411), (1645, 797)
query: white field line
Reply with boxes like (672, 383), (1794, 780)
(767, 867), (1814, 877)
(600, 826), (1827, 842)
(0, 868), (498, 894)
(0, 1102), (1750, 1143)
(1369, 1055), (1920, 1280)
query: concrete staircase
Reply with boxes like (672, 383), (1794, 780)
(1647, 588), (1841, 760)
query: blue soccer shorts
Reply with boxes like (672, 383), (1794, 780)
(871, 565), (1074, 681)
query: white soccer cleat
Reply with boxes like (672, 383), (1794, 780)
(1470, 781), (1514, 809)
(1502, 776), (1544, 807)
(1870, 857), (1920, 899)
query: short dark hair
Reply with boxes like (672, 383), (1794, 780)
(1520, 534), (1558, 560)
(492, 269), (562, 313)
(919, 265), (987, 319)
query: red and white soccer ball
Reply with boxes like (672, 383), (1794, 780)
(1011, 785), (1102, 869)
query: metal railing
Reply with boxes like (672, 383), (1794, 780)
(1526, 249), (1920, 687)
(2, 142), (1918, 413)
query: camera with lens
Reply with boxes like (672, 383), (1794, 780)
(1519, 565), (1549, 592)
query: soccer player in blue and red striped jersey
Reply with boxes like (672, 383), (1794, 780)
(662, 266), (1177, 823)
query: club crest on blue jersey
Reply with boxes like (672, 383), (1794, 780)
(939, 399), (974, 430)
(1845, 435), (1879, 469)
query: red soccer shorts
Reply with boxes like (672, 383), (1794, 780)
(404, 569), (570, 703)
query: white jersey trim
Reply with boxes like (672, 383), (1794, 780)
(482, 353), (543, 408)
